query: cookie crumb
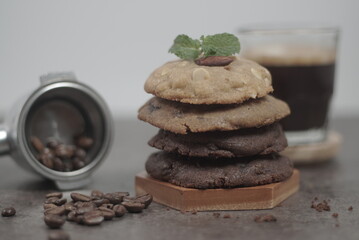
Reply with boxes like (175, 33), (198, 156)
(254, 214), (277, 222)
(311, 199), (331, 212)
(332, 213), (338, 218)
(213, 212), (220, 218)
(166, 208), (170, 211)
(191, 210), (197, 215)
(180, 210), (186, 214)
(348, 206), (353, 211)
(223, 214), (231, 219)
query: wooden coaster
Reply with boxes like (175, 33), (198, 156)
(135, 169), (300, 212)
(282, 131), (342, 164)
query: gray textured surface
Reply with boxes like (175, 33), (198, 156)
(0, 117), (358, 240)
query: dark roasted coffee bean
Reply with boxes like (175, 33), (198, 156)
(73, 158), (85, 170)
(48, 230), (70, 240)
(100, 203), (114, 209)
(75, 148), (87, 159)
(45, 197), (60, 204)
(91, 190), (104, 199)
(83, 210), (104, 226)
(44, 206), (66, 216)
(44, 214), (65, 229)
(55, 144), (74, 159)
(76, 136), (94, 149)
(66, 145), (76, 157)
(46, 192), (63, 199)
(98, 207), (115, 220)
(44, 204), (58, 210)
(66, 211), (77, 222)
(92, 198), (110, 207)
(53, 158), (65, 171)
(113, 205), (126, 217)
(54, 198), (67, 206)
(1, 207), (16, 217)
(123, 193), (153, 209)
(122, 202), (145, 213)
(74, 201), (96, 209)
(76, 206), (96, 215)
(31, 136), (44, 153)
(71, 192), (91, 202)
(47, 138), (60, 149)
(104, 192), (128, 204)
(40, 151), (55, 169)
(64, 202), (76, 213)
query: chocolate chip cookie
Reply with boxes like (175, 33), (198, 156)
(138, 95), (290, 134)
(145, 152), (293, 189)
(149, 123), (287, 158)
(144, 57), (273, 105)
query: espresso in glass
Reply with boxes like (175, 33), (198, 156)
(239, 27), (339, 145)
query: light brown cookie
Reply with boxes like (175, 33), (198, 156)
(144, 57), (273, 104)
(138, 95), (290, 134)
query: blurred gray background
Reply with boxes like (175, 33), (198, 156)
(0, 0), (358, 119)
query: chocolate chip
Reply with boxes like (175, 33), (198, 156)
(44, 214), (65, 229)
(83, 211), (104, 226)
(46, 192), (63, 199)
(195, 56), (234, 67)
(71, 192), (91, 202)
(1, 207), (16, 217)
(113, 205), (126, 217)
(48, 230), (70, 240)
(122, 202), (145, 213)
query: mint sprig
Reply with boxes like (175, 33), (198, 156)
(169, 33), (240, 60)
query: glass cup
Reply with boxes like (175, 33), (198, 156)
(238, 26), (339, 145)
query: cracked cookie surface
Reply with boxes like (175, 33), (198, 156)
(148, 123), (287, 158)
(144, 57), (273, 104)
(138, 95), (290, 134)
(145, 152), (293, 189)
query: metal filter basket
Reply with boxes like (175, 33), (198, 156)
(0, 72), (113, 189)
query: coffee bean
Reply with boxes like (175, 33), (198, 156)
(44, 214), (65, 229)
(48, 230), (70, 240)
(40, 150), (55, 169)
(31, 136), (44, 153)
(98, 207), (115, 220)
(75, 148), (87, 159)
(64, 202), (76, 213)
(122, 202), (145, 213)
(73, 158), (85, 170)
(53, 158), (65, 171)
(44, 204), (58, 210)
(66, 211), (77, 222)
(104, 192), (128, 204)
(1, 207), (16, 217)
(71, 192), (91, 202)
(47, 138), (60, 149)
(76, 136), (94, 149)
(63, 161), (74, 172)
(55, 144), (70, 159)
(92, 198), (110, 207)
(100, 203), (113, 209)
(83, 211), (104, 226)
(54, 198), (67, 206)
(44, 206), (66, 216)
(46, 192), (63, 199)
(91, 190), (104, 199)
(45, 197), (60, 204)
(74, 201), (96, 209)
(113, 205), (126, 217)
(124, 193), (153, 209)
(76, 206), (96, 215)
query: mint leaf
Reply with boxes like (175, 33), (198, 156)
(168, 34), (201, 60)
(201, 33), (240, 57)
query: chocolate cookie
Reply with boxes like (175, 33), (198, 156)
(145, 152), (293, 189)
(148, 123), (287, 158)
(144, 57), (273, 104)
(138, 95), (290, 134)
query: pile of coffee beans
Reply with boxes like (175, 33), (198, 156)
(31, 135), (94, 172)
(43, 190), (152, 229)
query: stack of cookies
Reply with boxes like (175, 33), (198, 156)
(138, 57), (293, 190)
